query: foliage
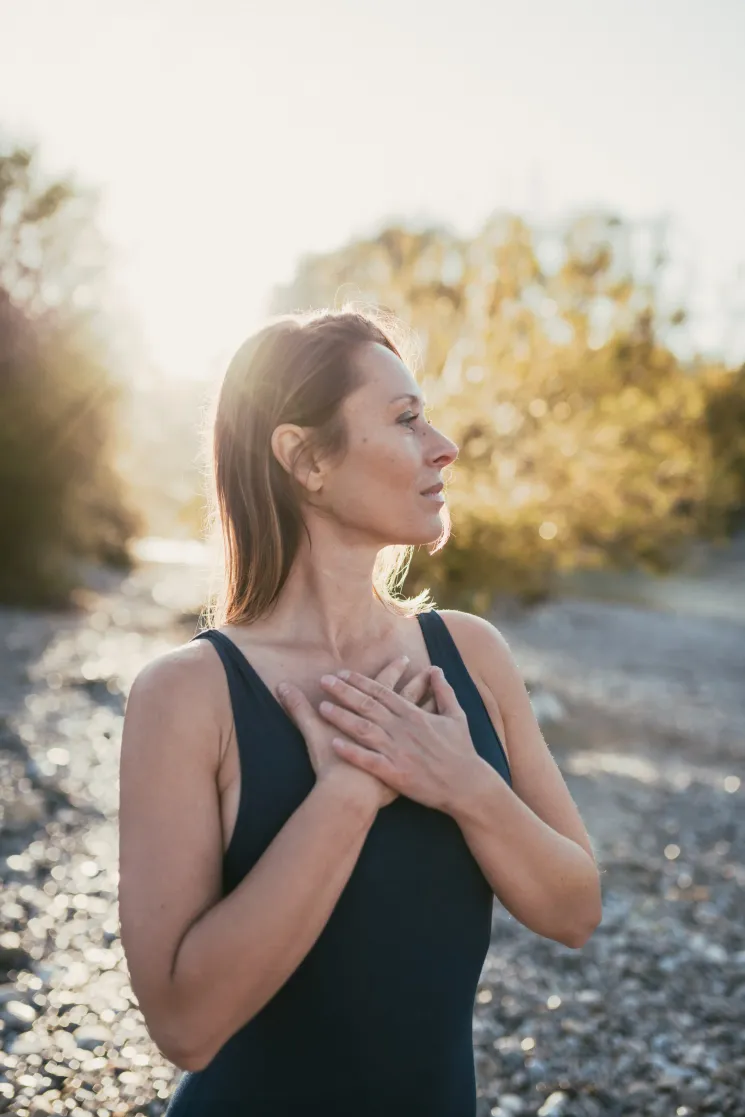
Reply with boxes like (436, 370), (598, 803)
(272, 212), (742, 606)
(701, 363), (745, 536)
(0, 141), (140, 606)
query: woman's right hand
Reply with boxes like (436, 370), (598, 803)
(277, 656), (434, 810)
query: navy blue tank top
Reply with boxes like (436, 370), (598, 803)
(164, 609), (511, 1117)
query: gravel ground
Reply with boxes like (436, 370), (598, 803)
(1, 561), (744, 1117)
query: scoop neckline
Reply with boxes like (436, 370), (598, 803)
(206, 611), (440, 730)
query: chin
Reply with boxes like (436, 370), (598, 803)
(400, 505), (451, 548)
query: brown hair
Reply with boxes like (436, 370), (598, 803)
(200, 307), (444, 628)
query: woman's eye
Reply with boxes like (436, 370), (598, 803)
(398, 412), (419, 428)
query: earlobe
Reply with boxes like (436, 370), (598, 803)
(305, 464), (324, 493)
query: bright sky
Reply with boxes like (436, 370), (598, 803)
(1, 0), (744, 379)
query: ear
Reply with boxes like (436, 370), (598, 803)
(271, 423), (325, 493)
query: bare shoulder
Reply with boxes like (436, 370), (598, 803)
(436, 609), (518, 692)
(129, 634), (221, 694)
(435, 609), (520, 755)
(124, 636), (230, 763)
(436, 609), (511, 655)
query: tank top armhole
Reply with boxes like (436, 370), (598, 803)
(189, 629), (251, 871)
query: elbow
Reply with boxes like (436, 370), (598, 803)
(558, 919), (599, 950)
(153, 996), (243, 1072)
(174, 1049), (212, 1074)
(145, 972), (222, 1072)
(557, 894), (603, 950)
(156, 1032), (213, 1073)
(147, 1010), (215, 1074)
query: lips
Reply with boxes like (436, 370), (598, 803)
(421, 482), (444, 496)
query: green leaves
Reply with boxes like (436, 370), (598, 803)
(271, 211), (743, 605)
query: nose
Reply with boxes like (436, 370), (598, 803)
(428, 426), (459, 467)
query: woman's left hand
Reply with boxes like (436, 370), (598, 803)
(316, 665), (484, 813)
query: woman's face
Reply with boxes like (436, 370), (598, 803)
(316, 342), (459, 546)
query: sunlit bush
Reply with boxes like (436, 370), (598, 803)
(0, 142), (140, 605)
(272, 213), (743, 605)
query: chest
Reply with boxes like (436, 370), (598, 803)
(219, 662), (510, 891)
(214, 643), (434, 858)
(226, 641), (433, 713)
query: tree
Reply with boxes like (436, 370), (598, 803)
(271, 211), (732, 606)
(0, 139), (140, 605)
(701, 363), (745, 535)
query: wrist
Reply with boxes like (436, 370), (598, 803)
(315, 768), (381, 821)
(445, 756), (498, 821)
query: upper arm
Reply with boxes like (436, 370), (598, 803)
(118, 641), (227, 1061)
(439, 610), (596, 863)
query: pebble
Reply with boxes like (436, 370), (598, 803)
(73, 1023), (113, 1050)
(0, 1001), (36, 1029)
(498, 1096), (524, 1113)
(1, 562), (744, 1115)
(537, 1094), (568, 1116)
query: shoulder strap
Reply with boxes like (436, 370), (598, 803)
(419, 610), (512, 782)
(192, 629), (260, 687)
(416, 608), (459, 669)
(420, 609), (482, 688)
(191, 628), (296, 726)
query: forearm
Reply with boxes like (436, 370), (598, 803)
(449, 759), (601, 947)
(168, 776), (378, 1069)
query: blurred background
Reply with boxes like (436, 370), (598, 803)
(1, 2), (744, 1116)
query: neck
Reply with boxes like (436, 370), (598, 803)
(256, 519), (401, 659)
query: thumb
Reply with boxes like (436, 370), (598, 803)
(429, 666), (462, 718)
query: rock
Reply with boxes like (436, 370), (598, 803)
(0, 985), (20, 1006)
(6, 1029), (43, 1055)
(538, 1094), (568, 1116)
(498, 1097), (524, 1114)
(0, 944), (32, 977)
(0, 1000), (36, 1030)
(29, 1103), (54, 1117)
(72, 1022), (112, 1049)
(1, 561), (744, 1115)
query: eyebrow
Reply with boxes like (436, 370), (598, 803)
(390, 393), (424, 406)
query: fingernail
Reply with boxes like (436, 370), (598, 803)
(336, 669), (350, 679)
(277, 683), (289, 698)
(321, 674), (337, 687)
(320, 700), (335, 714)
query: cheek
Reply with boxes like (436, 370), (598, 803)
(355, 435), (419, 484)
(326, 437), (419, 517)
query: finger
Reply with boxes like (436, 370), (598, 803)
(373, 655), (410, 691)
(331, 736), (398, 782)
(399, 668), (431, 706)
(276, 682), (317, 733)
(400, 670), (437, 712)
(323, 670), (413, 720)
(319, 673), (394, 725)
(429, 666), (463, 717)
(318, 699), (390, 750)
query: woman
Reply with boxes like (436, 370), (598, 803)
(118, 309), (602, 1117)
